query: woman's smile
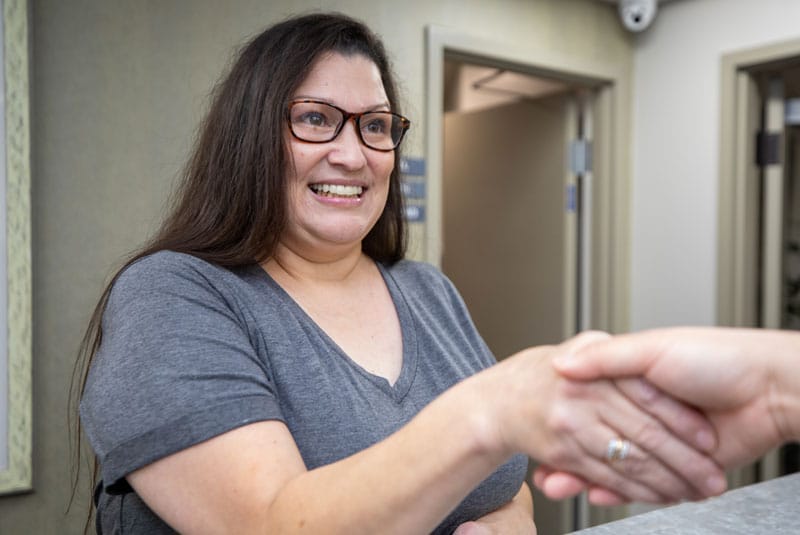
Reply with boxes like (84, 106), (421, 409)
(308, 182), (366, 200)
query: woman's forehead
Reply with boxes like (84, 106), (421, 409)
(293, 52), (388, 109)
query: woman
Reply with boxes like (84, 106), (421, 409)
(78, 13), (725, 534)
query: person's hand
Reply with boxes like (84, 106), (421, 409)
(459, 331), (726, 505)
(533, 327), (798, 503)
(553, 327), (788, 467)
(452, 483), (536, 535)
(532, 461), (629, 505)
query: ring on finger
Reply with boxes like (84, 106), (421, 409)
(605, 438), (632, 462)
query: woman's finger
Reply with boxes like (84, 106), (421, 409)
(532, 465), (586, 500)
(575, 425), (679, 502)
(598, 385), (727, 499)
(533, 465), (629, 505)
(614, 377), (718, 452)
(549, 379), (721, 501)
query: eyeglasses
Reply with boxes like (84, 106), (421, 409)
(287, 99), (410, 152)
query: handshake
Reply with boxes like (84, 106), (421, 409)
(464, 326), (800, 505)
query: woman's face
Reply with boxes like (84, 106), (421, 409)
(282, 52), (395, 259)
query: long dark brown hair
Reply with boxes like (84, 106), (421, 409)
(69, 11), (407, 526)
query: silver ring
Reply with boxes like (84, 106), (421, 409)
(605, 438), (631, 462)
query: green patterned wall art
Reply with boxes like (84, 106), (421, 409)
(0, 0), (32, 495)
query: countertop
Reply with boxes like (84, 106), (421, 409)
(573, 472), (800, 534)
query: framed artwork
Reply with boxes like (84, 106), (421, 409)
(0, 0), (32, 495)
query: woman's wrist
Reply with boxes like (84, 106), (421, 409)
(444, 371), (517, 466)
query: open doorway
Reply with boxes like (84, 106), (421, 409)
(426, 26), (633, 532)
(442, 57), (593, 535)
(442, 61), (585, 356)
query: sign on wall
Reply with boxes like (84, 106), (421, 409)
(401, 157), (426, 223)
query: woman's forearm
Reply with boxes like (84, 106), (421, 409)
(264, 384), (508, 534)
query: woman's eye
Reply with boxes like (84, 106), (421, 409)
(363, 117), (388, 134)
(299, 112), (328, 127)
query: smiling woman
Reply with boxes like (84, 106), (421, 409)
(74, 11), (727, 535)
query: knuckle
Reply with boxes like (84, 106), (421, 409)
(546, 405), (580, 434)
(630, 419), (667, 451)
(619, 378), (661, 408)
(547, 445), (577, 467)
(618, 454), (649, 478)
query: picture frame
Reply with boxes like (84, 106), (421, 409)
(0, 0), (32, 495)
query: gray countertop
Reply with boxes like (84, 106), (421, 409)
(573, 473), (800, 534)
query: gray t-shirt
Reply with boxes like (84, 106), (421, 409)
(80, 251), (527, 534)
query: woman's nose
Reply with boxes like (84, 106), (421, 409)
(327, 119), (368, 169)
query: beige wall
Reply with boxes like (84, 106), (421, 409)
(629, 0), (800, 330)
(0, 1), (631, 531)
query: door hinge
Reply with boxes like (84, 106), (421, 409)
(756, 131), (781, 166)
(570, 139), (592, 175)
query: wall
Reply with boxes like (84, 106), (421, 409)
(630, 0), (800, 329)
(0, 0), (631, 532)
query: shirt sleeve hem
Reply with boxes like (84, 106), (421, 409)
(101, 395), (285, 494)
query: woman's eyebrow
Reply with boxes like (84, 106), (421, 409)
(291, 96), (392, 112)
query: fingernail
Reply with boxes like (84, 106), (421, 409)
(706, 474), (726, 495)
(696, 429), (716, 451)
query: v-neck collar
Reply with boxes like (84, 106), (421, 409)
(252, 262), (418, 403)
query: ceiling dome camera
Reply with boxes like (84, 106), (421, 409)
(619, 0), (659, 32)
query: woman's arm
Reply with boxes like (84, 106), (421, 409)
(127, 337), (725, 534)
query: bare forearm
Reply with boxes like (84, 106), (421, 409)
(265, 385), (507, 534)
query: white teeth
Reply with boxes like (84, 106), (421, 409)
(310, 184), (364, 197)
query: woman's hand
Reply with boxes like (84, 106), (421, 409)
(459, 332), (726, 504)
(453, 483), (536, 535)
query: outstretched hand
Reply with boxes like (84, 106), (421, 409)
(555, 328), (787, 467)
(534, 327), (797, 503)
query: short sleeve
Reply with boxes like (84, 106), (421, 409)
(79, 252), (284, 493)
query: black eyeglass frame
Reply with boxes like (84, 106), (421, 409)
(286, 99), (411, 152)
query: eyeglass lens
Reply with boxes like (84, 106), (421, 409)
(289, 101), (407, 150)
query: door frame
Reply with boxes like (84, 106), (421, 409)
(718, 37), (800, 488)
(425, 25), (632, 337)
(718, 37), (800, 327)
